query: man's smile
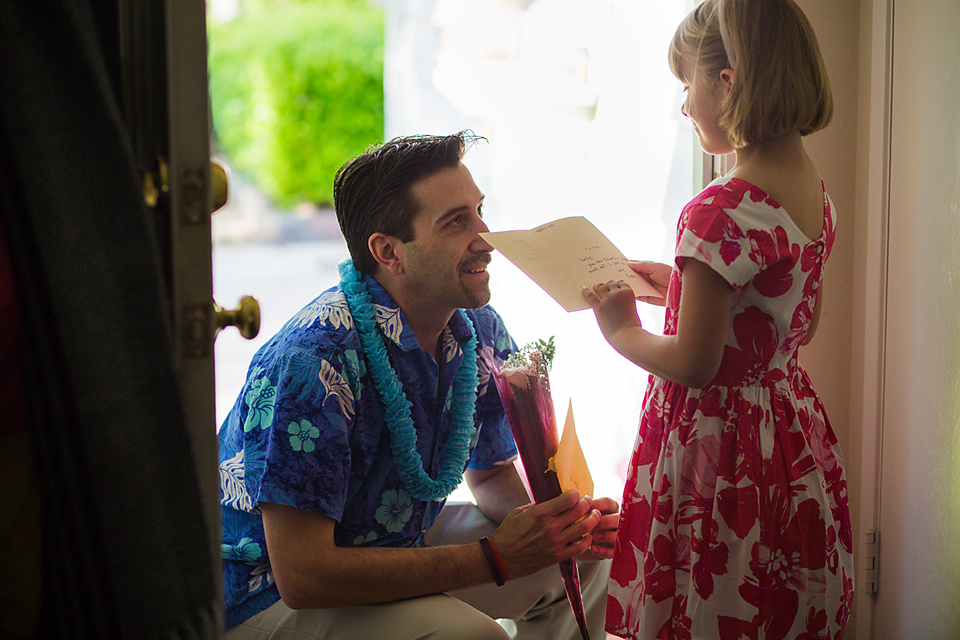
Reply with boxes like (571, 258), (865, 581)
(461, 255), (491, 276)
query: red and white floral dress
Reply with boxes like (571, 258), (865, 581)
(606, 177), (854, 640)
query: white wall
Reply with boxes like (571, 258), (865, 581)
(873, 0), (960, 636)
(847, 0), (960, 637)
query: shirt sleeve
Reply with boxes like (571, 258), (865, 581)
(238, 334), (356, 522)
(466, 305), (519, 470)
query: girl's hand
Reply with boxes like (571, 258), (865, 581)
(582, 280), (643, 345)
(629, 260), (672, 306)
(585, 496), (620, 560)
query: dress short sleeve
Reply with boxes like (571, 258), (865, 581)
(675, 186), (762, 291)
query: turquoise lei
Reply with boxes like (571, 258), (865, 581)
(338, 259), (480, 502)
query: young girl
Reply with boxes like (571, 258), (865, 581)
(583, 0), (854, 637)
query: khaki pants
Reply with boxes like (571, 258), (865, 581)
(227, 502), (611, 640)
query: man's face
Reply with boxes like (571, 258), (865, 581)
(399, 163), (493, 313)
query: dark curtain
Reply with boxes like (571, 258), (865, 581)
(0, 1), (220, 638)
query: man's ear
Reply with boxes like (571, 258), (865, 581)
(368, 233), (405, 275)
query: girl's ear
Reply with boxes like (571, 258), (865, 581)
(368, 233), (405, 275)
(719, 68), (736, 92)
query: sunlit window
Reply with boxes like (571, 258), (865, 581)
(210, 0), (696, 502)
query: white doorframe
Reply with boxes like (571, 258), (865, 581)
(164, 0), (222, 600)
(856, 0), (894, 637)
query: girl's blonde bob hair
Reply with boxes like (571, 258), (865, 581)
(669, 0), (833, 149)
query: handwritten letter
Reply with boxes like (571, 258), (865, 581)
(481, 216), (662, 312)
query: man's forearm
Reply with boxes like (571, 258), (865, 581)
(262, 501), (497, 609)
(281, 541), (493, 609)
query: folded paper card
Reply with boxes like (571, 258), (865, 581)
(481, 216), (662, 312)
(549, 400), (593, 498)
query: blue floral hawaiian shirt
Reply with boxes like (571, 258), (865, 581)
(218, 274), (519, 628)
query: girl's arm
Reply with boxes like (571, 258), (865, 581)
(584, 258), (733, 388)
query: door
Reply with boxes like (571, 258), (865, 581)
(121, 0), (223, 602)
(1, 0), (231, 635)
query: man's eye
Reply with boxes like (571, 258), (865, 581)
(477, 204), (484, 219)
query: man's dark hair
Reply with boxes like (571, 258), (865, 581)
(334, 131), (484, 274)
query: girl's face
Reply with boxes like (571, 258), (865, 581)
(680, 56), (734, 156)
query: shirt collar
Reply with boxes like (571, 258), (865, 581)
(361, 273), (473, 353)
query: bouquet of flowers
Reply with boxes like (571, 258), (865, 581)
(488, 337), (590, 640)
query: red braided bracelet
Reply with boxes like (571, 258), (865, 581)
(479, 537), (508, 586)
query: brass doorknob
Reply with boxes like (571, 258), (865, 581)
(143, 156), (229, 214)
(214, 295), (261, 340)
(211, 159), (229, 213)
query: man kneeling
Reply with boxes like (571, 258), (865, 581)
(218, 132), (619, 640)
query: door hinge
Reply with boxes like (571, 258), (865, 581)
(863, 529), (880, 593)
(182, 302), (211, 359)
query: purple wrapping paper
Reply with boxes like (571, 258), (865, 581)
(488, 354), (590, 640)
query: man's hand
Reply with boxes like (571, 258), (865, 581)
(489, 490), (600, 580)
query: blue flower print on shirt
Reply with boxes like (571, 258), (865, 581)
(374, 489), (413, 533)
(243, 373), (276, 432)
(288, 419), (320, 452)
(353, 531), (378, 546)
(222, 537), (263, 563)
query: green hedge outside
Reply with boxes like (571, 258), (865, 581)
(208, 1), (384, 208)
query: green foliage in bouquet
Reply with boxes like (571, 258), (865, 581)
(208, 0), (384, 208)
(503, 336), (556, 376)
